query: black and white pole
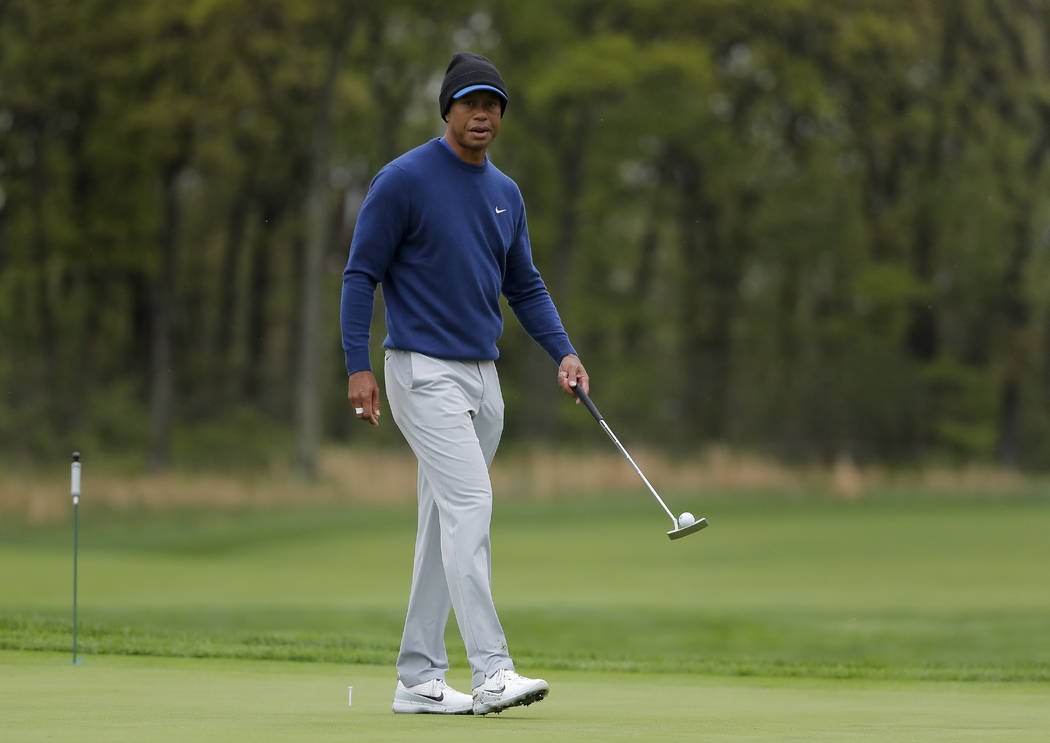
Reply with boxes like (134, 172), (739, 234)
(71, 451), (82, 665)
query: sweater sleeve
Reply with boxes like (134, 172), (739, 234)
(340, 166), (411, 375)
(501, 205), (577, 364)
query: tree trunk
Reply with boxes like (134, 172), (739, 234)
(30, 126), (56, 419)
(295, 12), (354, 477)
(148, 157), (187, 471)
(623, 215), (659, 352)
(905, 0), (960, 365)
(678, 186), (743, 443)
(990, 6), (1050, 466)
(245, 202), (279, 406)
(996, 213), (1032, 467)
(675, 156), (711, 438)
(215, 169), (254, 404)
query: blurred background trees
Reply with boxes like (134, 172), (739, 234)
(2, 0), (1049, 474)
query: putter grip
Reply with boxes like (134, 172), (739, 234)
(573, 385), (603, 422)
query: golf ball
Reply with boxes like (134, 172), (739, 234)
(678, 512), (695, 527)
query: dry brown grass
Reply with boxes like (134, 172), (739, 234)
(489, 444), (812, 499)
(0, 446), (1040, 523)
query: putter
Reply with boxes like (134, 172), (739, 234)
(572, 386), (708, 540)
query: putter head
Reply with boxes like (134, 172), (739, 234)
(667, 517), (708, 540)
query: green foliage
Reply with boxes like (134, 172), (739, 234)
(80, 382), (152, 459)
(171, 407), (293, 471)
(2, 0), (1050, 468)
(921, 358), (999, 459)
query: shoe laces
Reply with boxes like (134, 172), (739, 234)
(412, 678), (446, 696)
(489, 668), (520, 687)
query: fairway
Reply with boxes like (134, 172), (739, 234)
(5, 650), (1049, 742)
(3, 493), (1049, 679)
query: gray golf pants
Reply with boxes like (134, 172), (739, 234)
(384, 349), (514, 689)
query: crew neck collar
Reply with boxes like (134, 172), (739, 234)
(435, 137), (488, 171)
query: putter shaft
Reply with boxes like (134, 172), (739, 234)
(573, 386), (689, 531)
(594, 418), (678, 525)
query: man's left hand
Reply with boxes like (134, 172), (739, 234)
(557, 354), (589, 401)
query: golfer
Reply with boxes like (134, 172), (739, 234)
(340, 52), (588, 715)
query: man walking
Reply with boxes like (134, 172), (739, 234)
(340, 52), (589, 716)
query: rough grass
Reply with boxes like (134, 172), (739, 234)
(1, 446), (1041, 522)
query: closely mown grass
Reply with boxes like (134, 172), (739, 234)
(2, 489), (1048, 683)
(9, 651), (1050, 743)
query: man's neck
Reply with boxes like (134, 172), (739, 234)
(443, 131), (487, 165)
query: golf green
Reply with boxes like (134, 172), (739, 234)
(5, 650), (1049, 742)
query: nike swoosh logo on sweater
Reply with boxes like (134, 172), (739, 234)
(495, 207), (507, 214)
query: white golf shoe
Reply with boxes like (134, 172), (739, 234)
(472, 668), (549, 715)
(391, 678), (474, 714)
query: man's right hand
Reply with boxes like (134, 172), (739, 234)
(348, 370), (381, 426)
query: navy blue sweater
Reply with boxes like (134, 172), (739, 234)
(341, 138), (576, 375)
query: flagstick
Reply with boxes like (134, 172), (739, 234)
(71, 452), (81, 665)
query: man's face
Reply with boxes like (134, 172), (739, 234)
(445, 90), (503, 154)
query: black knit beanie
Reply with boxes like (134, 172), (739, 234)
(439, 52), (508, 121)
